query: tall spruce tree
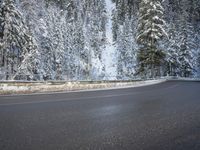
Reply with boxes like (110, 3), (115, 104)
(136, 0), (168, 78)
(176, 0), (195, 77)
(117, 15), (137, 79)
(12, 33), (42, 80)
(166, 23), (180, 76)
(0, 0), (38, 80)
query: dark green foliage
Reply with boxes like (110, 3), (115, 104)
(137, 47), (165, 78)
(136, 0), (167, 78)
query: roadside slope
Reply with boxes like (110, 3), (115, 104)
(0, 80), (166, 96)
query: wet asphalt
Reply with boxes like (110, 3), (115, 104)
(0, 80), (200, 150)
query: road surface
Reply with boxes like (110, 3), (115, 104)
(0, 80), (200, 150)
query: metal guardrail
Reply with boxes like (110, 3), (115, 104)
(0, 73), (142, 82)
(0, 74), (199, 84)
(166, 77), (200, 81)
(0, 79), (143, 85)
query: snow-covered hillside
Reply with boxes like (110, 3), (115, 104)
(0, 0), (200, 81)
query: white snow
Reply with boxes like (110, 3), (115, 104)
(103, 0), (117, 79)
(1, 84), (29, 91)
(0, 79), (167, 95)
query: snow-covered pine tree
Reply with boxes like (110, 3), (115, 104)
(177, 22), (194, 77)
(193, 33), (200, 77)
(54, 10), (66, 80)
(116, 25), (124, 79)
(73, 8), (85, 80)
(165, 23), (180, 76)
(136, 0), (168, 78)
(176, 0), (196, 77)
(12, 32), (42, 80)
(197, 49), (200, 77)
(45, 4), (66, 80)
(66, 22), (77, 80)
(0, 0), (38, 80)
(117, 15), (137, 79)
(83, 0), (107, 80)
(82, 1), (91, 80)
(40, 23), (54, 80)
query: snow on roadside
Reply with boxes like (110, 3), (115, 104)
(0, 80), (166, 95)
(1, 84), (29, 91)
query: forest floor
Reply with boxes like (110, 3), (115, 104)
(0, 80), (166, 95)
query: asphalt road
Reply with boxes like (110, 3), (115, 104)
(0, 80), (200, 150)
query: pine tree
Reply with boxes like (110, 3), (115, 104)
(197, 49), (200, 77)
(177, 22), (194, 77)
(194, 31), (200, 77)
(12, 33), (42, 80)
(117, 15), (137, 79)
(0, 0), (37, 80)
(166, 23), (180, 76)
(83, 0), (107, 80)
(176, 0), (196, 77)
(136, 0), (168, 78)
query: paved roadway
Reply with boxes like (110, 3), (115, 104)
(0, 80), (200, 150)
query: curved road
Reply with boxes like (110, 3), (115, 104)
(0, 81), (200, 150)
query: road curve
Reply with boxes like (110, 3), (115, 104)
(0, 81), (200, 150)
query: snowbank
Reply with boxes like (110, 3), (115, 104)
(0, 80), (166, 95)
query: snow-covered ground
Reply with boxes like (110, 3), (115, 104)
(102, 0), (117, 79)
(0, 80), (166, 95)
(1, 77), (199, 95)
